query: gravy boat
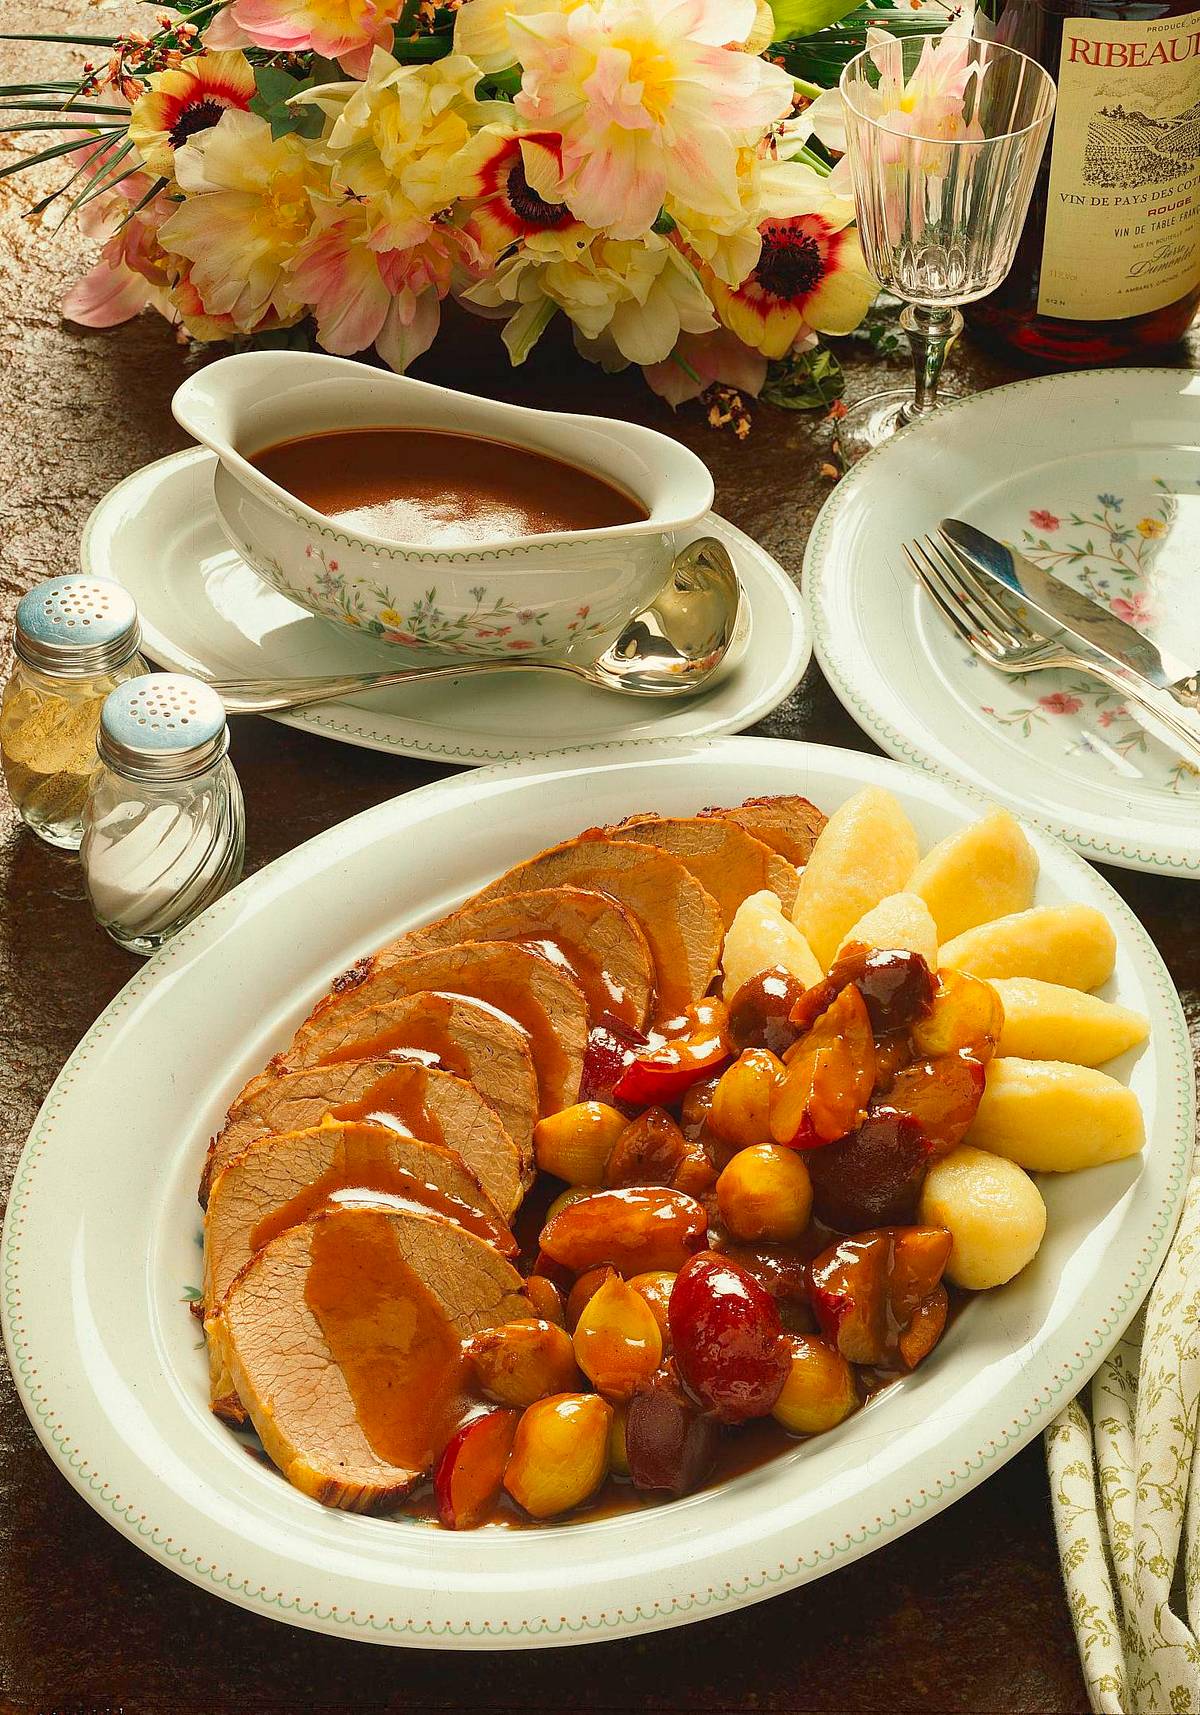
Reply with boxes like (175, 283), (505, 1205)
(172, 350), (719, 662)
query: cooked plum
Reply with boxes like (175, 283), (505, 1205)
(771, 984), (875, 1149)
(808, 1227), (952, 1369)
(669, 1251), (790, 1422)
(625, 1383), (720, 1496)
(911, 970), (1003, 1061)
(579, 1013), (649, 1105)
(826, 945), (935, 1034)
(612, 998), (732, 1106)
(434, 1407), (519, 1530)
(727, 968), (806, 1057)
(877, 1055), (985, 1154)
(806, 1112), (931, 1231)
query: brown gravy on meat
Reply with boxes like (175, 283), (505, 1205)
(249, 1122), (513, 1257)
(250, 428), (647, 547)
(304, 1208), (476, 1472)
(329, 1063), (446, 1150)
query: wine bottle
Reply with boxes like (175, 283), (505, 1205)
(968, 0), (1200, 364)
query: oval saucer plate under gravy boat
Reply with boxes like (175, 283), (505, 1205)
(81, 448), (810, 766)
(2, 738), (1192, 1648)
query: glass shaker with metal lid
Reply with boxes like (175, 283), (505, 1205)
(1, 575), (146, 849)
(80, 674), (245, 957)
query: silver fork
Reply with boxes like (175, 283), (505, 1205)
(903, 533), (1200, 772)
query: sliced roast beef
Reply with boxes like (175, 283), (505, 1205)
(204, 1118), (514, 1417)
(204, 1056), (526, 1218)
(700, 794), (827, 868)
(204, 1119), (513, 1318)
(236, 993), (538, 1185)
(290, 942), (586, 1116)
(609, 814), (800, 922)
(467, 836), (722, 1024)
(209, 1205), (532, 1510)
(379, 886), (654, 1030)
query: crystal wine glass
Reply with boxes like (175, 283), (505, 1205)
(837, 35), (1055, 460)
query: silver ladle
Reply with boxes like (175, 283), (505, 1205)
(208, 538), (742, 715)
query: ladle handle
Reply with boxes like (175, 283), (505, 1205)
(210, 657), (561, 714)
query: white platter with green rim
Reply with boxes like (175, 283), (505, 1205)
(2, 737), (1192, 1647)
(804, 367), (1200, 877)
(80, 448), (811, 767)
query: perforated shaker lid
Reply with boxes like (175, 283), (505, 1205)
(15, 575), (141, 676)
(97, 674), (229, 782)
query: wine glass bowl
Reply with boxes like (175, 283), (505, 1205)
(836, 36), (1056, 458)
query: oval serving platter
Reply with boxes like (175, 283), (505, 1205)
(2, 737), (1192, 1647)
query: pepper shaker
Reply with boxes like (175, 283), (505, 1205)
(1, 576), (147, 849)
(80, 674), (245, 957)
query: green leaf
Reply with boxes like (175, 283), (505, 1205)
(249, 64), (325, 140)
(776, 4), (947, 79)
(761, 345), (845, 411)
(476, 65), (521, 98)
(770, 0), (860, 39)
(389, 31), (453, 60)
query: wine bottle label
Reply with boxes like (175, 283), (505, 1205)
(1037, 6), (1200, 322)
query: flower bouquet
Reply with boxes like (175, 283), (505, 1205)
(1, 0), (967, 416)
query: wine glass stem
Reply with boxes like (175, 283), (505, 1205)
(900, 303), (964, 419)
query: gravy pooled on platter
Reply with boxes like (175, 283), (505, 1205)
(250, 426), (648, 547)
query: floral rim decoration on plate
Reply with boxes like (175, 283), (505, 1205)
(2, 0), (974, 425)
(975, 479), (1199, 801)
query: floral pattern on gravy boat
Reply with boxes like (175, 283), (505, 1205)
(971, 478), (1200, 799)
(175, 350), (718, 664)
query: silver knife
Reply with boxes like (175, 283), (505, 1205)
(939, 516), (1200, 710)
(933, 520), (1200, 771)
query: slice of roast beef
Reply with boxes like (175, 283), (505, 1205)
(209, 1205), (532, 1511)
(609, 814), (800, 922)
(203, 1056), (525, 1218)
(379, 886), (654, 1030)
(291, 942), (586, 1116)
(204, 1119), (515, 1419)
(699, 794), (827, 868)
(231, 992), (538, 1189)
(467, 836), (722, 1024)
(204, 1119), (513, 1318)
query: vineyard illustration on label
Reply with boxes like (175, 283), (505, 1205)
(1085, 97), (1200, 189)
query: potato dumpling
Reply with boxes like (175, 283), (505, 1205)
(908, 808), (1039, 943)
(966, 1056), (1144, 1171)
(992, 978), (1149, 1067)
(836, 891), (937, 968)
(919, 1145), (1047, 1290)
(722, 889), (822, 998)
(940, 904), (1116, 992)
(792, 786), (920, 969)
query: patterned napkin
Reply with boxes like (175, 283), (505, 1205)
(1047, 1156), (1200, 1715)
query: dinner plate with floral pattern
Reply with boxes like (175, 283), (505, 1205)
(805, 368), (1200, 876)
(81, 448), (810, 766)
(2, 739), (1192, 1647)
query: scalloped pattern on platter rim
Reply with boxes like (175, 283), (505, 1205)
(803, 366), (1200, 875)
(2, 737), (1193, 1645)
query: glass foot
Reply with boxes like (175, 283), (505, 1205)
(832, 386), (962, 467)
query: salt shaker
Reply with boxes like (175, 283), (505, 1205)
(1, 576), (147, 849)
(80, 674), (245, 957)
